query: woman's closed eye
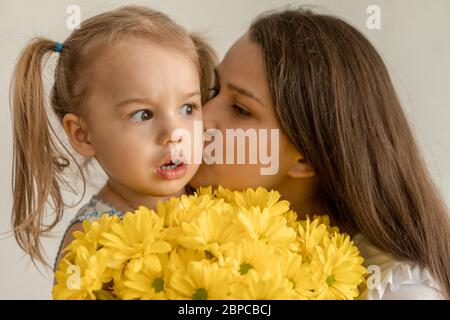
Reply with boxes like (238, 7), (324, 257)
(232, 104), (252, 118)
(208, 87), (219, 100)
(178, 103), (200, 116)
(208, 85), (252, 118)
(129, 109), (153, 122)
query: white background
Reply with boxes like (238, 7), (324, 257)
(1, 0), (449, 299)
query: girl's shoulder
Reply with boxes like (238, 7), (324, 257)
(70, 194), (125, 225)
(352, 233), (445, 300)
(54, 195), (125, 272)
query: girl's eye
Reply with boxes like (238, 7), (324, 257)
(179, 103), (199, 116)
(232, 104), (251, 118)
(129, 109), (153, 122)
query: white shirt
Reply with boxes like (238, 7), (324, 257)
(352, 233), (445, 300)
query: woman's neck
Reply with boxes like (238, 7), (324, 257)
(275, 177), (329, 220)
(287, 193), (328, 220)
(97, 179), (185, 213)
(278, 179), (356, 235)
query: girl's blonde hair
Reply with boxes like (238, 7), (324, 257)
(10, 5), (217, 266)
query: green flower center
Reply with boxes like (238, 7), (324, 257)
(239, 263), (253, 275)
(152, 277), (165, 293)
(326, 275), (336, 287)
(192, 288), (208, 300)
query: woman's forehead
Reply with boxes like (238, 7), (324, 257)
(218, 35), (271, 99)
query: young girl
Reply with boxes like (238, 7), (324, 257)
(190, 9), (450, 299)
(10, 6), (216, 270)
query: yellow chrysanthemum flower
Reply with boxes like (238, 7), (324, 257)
(296, 216), (329, 259)
(177, 211), (245, 259)
(229, 270), (296, 300)
(222, 239), (276, 277)
(272, 251), (317, 299)
(312, 214), (340, 234)
(158, 193), (223, 228)
(235, 207), (297, 250)
(53, 246), (112, 300)
(166, 248), (207, 274)
(310, 233), (367, 299)
(120, 253), (175, 300)
(170, 260), (233, 299)
(168, 193), (231, 229)
(235, 187), (291, 215)
(284, 210), (299, 229)
(194, 185), (215, 197)
(154, 197), (183, 226)
(100, 207), (171, 272)
(62, 214), (120, 261)
(216, 186), (291, 216)
(213, 185), (235, 204)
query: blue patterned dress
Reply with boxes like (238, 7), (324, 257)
(53, 195), (124, 271)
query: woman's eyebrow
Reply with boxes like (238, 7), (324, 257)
(227, 83), (262, 105)
(214, 68), (263, 105)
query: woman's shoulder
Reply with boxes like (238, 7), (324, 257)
(352, 233), (445, 300)
(70, 194), (124, 225)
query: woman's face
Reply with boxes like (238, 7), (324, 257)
(190, 33), (305, 191)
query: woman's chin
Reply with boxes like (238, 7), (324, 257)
(189, 166), (216, 189)
(188, 174), (207, 189)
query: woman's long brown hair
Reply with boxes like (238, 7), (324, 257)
(10, 5), (216, 267)
(249, 8), (450, 298)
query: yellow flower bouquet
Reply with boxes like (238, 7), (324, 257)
(53, 186), (366, 300)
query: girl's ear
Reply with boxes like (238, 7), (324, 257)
(287, 157), (316, 178)
(62, 113), (95, 157)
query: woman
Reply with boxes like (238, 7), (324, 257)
(190, 8), (450, 299)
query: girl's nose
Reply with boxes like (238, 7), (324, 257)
(158, 129), (184, 146)
(170, 135), (183, 144)
(155, 116), (183, 146)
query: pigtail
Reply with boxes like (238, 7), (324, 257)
(10, 38), (69, 266)
(189, 33), (218, 104)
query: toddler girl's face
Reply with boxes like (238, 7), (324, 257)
(80, 39), (202, 196)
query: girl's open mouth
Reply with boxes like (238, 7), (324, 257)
(160, 159), (183, 170)
(155, 159), (187, 180)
